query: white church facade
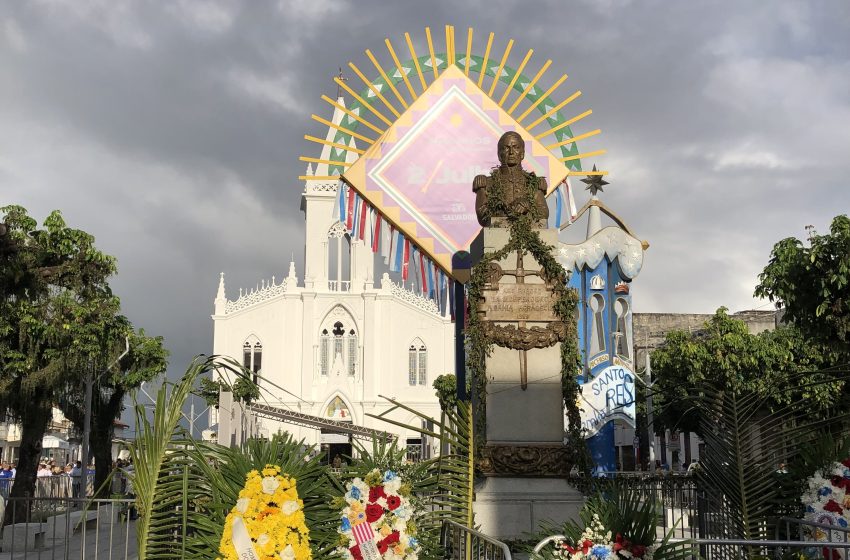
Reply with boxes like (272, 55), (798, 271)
(209, 99), (454, 461)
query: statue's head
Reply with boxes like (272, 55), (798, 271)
(497, 131), (525, 168)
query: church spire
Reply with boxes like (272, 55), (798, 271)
(285, 257), (298, 289)
(214, 272), (227, 315)
(312, 94), (357, 177)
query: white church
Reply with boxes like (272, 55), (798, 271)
(209, 98), (455, 462)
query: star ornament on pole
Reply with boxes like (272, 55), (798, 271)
(581, 165), (609, 196)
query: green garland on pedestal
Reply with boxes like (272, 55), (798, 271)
(467, 170), (583, 453)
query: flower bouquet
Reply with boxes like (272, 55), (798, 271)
(218, 465), (312, 560)
(336, 468), (419, 560)
(532, 485), (692, 560)
(801, 457), (850, 556)
(544, 514), (654, 560)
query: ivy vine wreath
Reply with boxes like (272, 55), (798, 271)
(467, 168), (582, 453)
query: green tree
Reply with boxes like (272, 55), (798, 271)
(651, 308), (839, 436)
(0, 205), (166, 503)
(432, 374), (457, 411)
(0, 205), (116, 507)
(196, 374), (260, 408)
(756, 214), (850, 355)
(55, 314), (167, 497)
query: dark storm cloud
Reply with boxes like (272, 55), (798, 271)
(2, 0), (850, 387)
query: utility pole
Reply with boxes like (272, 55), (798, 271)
(645, 352), (656, 473)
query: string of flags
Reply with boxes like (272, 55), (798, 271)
(332, 182), (454, 317)
(552, 176), (578, 229)
(330, 176), (578, 318)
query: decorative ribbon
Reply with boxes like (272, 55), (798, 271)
(231, 516), (261, 560)
(352, 522), (381, 560)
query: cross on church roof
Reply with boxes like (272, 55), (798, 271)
(335, 67), (347, 99)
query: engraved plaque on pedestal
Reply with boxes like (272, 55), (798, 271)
(480, 283), (559, 322)
(478, 228), (572, 470)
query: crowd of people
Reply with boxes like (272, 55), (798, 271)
(0, 457), (135, 501)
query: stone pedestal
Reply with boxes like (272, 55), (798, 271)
(472, 227), (582, 539)
(474, 477), (584, 540)
(480, 227), (565, 452)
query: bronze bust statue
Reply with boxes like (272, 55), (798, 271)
(473, 131), (549, 228)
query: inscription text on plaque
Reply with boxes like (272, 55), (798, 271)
(481, 284), (558, 322)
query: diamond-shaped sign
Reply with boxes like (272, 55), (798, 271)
(343, 65), (568, 273)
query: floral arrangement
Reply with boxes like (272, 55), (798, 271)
(801, 457), (850, 549)
(336, 468), (419, 560)
(542, 515), (654, 560)
(218, 465), (312, 560)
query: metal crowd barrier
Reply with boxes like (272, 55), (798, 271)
(780, 516), (850, 544)
(568, 474), (700, 540)
(678, 538), (850, 560)
(440, 520), (512, 560)
(0, 496), (135, 559)
(535, 534), (850, 560)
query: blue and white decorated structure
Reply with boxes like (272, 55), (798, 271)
(557, 175), (647, 472)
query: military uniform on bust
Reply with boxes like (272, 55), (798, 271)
(473, 131), (549, 228)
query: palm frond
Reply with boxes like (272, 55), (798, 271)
(531, 484), (696, 560)
(366, 396), (475, 533)
(179, 434), (345, 559)
(127, 355), (249, 559)
(694, 369), (850, 541)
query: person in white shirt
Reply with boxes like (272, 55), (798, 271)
(69, 461), (83, 499)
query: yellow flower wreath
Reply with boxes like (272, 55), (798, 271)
(218, 465), (312, 560)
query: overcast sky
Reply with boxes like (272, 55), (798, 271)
(3, 0), (850, 385)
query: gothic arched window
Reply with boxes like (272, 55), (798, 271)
(327, 221), (351, 292)
(408, 339), (427, 386)
(242, 338), (263, 384)
(318, 307), (358, 377)
(320, 329), (330, 376)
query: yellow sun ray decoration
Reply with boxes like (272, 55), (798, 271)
(218, 466), (312, 560)
(300, 25), (610, 277)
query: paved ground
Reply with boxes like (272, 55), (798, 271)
(0, 506), (138, 560)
